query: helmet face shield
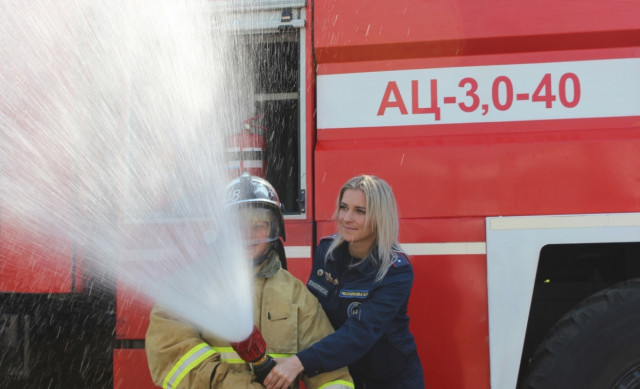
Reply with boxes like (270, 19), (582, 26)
(237, 206), (281, 246)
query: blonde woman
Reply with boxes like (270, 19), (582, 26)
(265, 175), (424, 389)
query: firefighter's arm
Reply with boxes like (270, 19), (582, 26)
(146, 305), (260, 388)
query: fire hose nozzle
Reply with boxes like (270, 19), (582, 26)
(229, 325), (276, 384)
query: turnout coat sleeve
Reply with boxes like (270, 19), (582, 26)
(146, 306), (262, 389)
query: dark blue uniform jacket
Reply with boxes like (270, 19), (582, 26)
(297, 236), (423, 386)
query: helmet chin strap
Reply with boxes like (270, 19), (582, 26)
(252, 242), (274, 266)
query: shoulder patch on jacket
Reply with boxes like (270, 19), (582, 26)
(391, 253), (410, 268)
(307, 279), (329, 297)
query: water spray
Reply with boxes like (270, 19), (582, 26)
(0, 0), (258, 342)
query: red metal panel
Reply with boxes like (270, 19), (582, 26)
(113, 349), (156, 389)
(0, 223), (74, 293)
(287, 257), (312, 283)
(399, 217), (485, 243)
(410, 254), (489, 388)
(319, 47), (640, 75)
(315, 125), (640, 221)
(116, 281), (154, 340)
(318, 218), (485, 243)
(284, 220), (314, 282)
(313, 0), (640, 64)
(284, 220), (313, 247)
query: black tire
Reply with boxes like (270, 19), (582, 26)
(520, 278), (640, 389)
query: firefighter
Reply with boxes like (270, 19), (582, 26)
(145, 173), (353, 389)
(265, 175), (425, 389)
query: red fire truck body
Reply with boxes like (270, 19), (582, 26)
(2, 1), (640, 388)
(311, 2), (640, 388)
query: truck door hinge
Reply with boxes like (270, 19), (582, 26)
(297, 189), (306, 213)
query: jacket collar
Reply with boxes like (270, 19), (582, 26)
(331, 241), (377, 276)
(254, 249), (281, 279)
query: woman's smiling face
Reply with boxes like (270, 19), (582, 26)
(337, 189), (376, 255)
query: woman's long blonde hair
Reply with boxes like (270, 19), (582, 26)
(326, 175), (402, 282)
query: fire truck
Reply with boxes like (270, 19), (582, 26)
(2, 0), (640, 388)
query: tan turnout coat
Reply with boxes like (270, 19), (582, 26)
(146, 251), (353, 389)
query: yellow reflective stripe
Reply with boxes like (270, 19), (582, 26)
(318, 380), (355, 389)
(210, 348), (295, 364)
(269, 353), (294, 359)
(163, 343), (215, 389)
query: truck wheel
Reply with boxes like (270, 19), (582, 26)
(520, 278), (640, 389)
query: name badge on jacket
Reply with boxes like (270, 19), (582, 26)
(339, 289), (369, 299)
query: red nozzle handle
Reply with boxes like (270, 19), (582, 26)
(229, 325), (267, 363)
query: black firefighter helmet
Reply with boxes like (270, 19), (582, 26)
(225, 172), (287, 268)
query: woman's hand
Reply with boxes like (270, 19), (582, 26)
(263, 355), (304, 389)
